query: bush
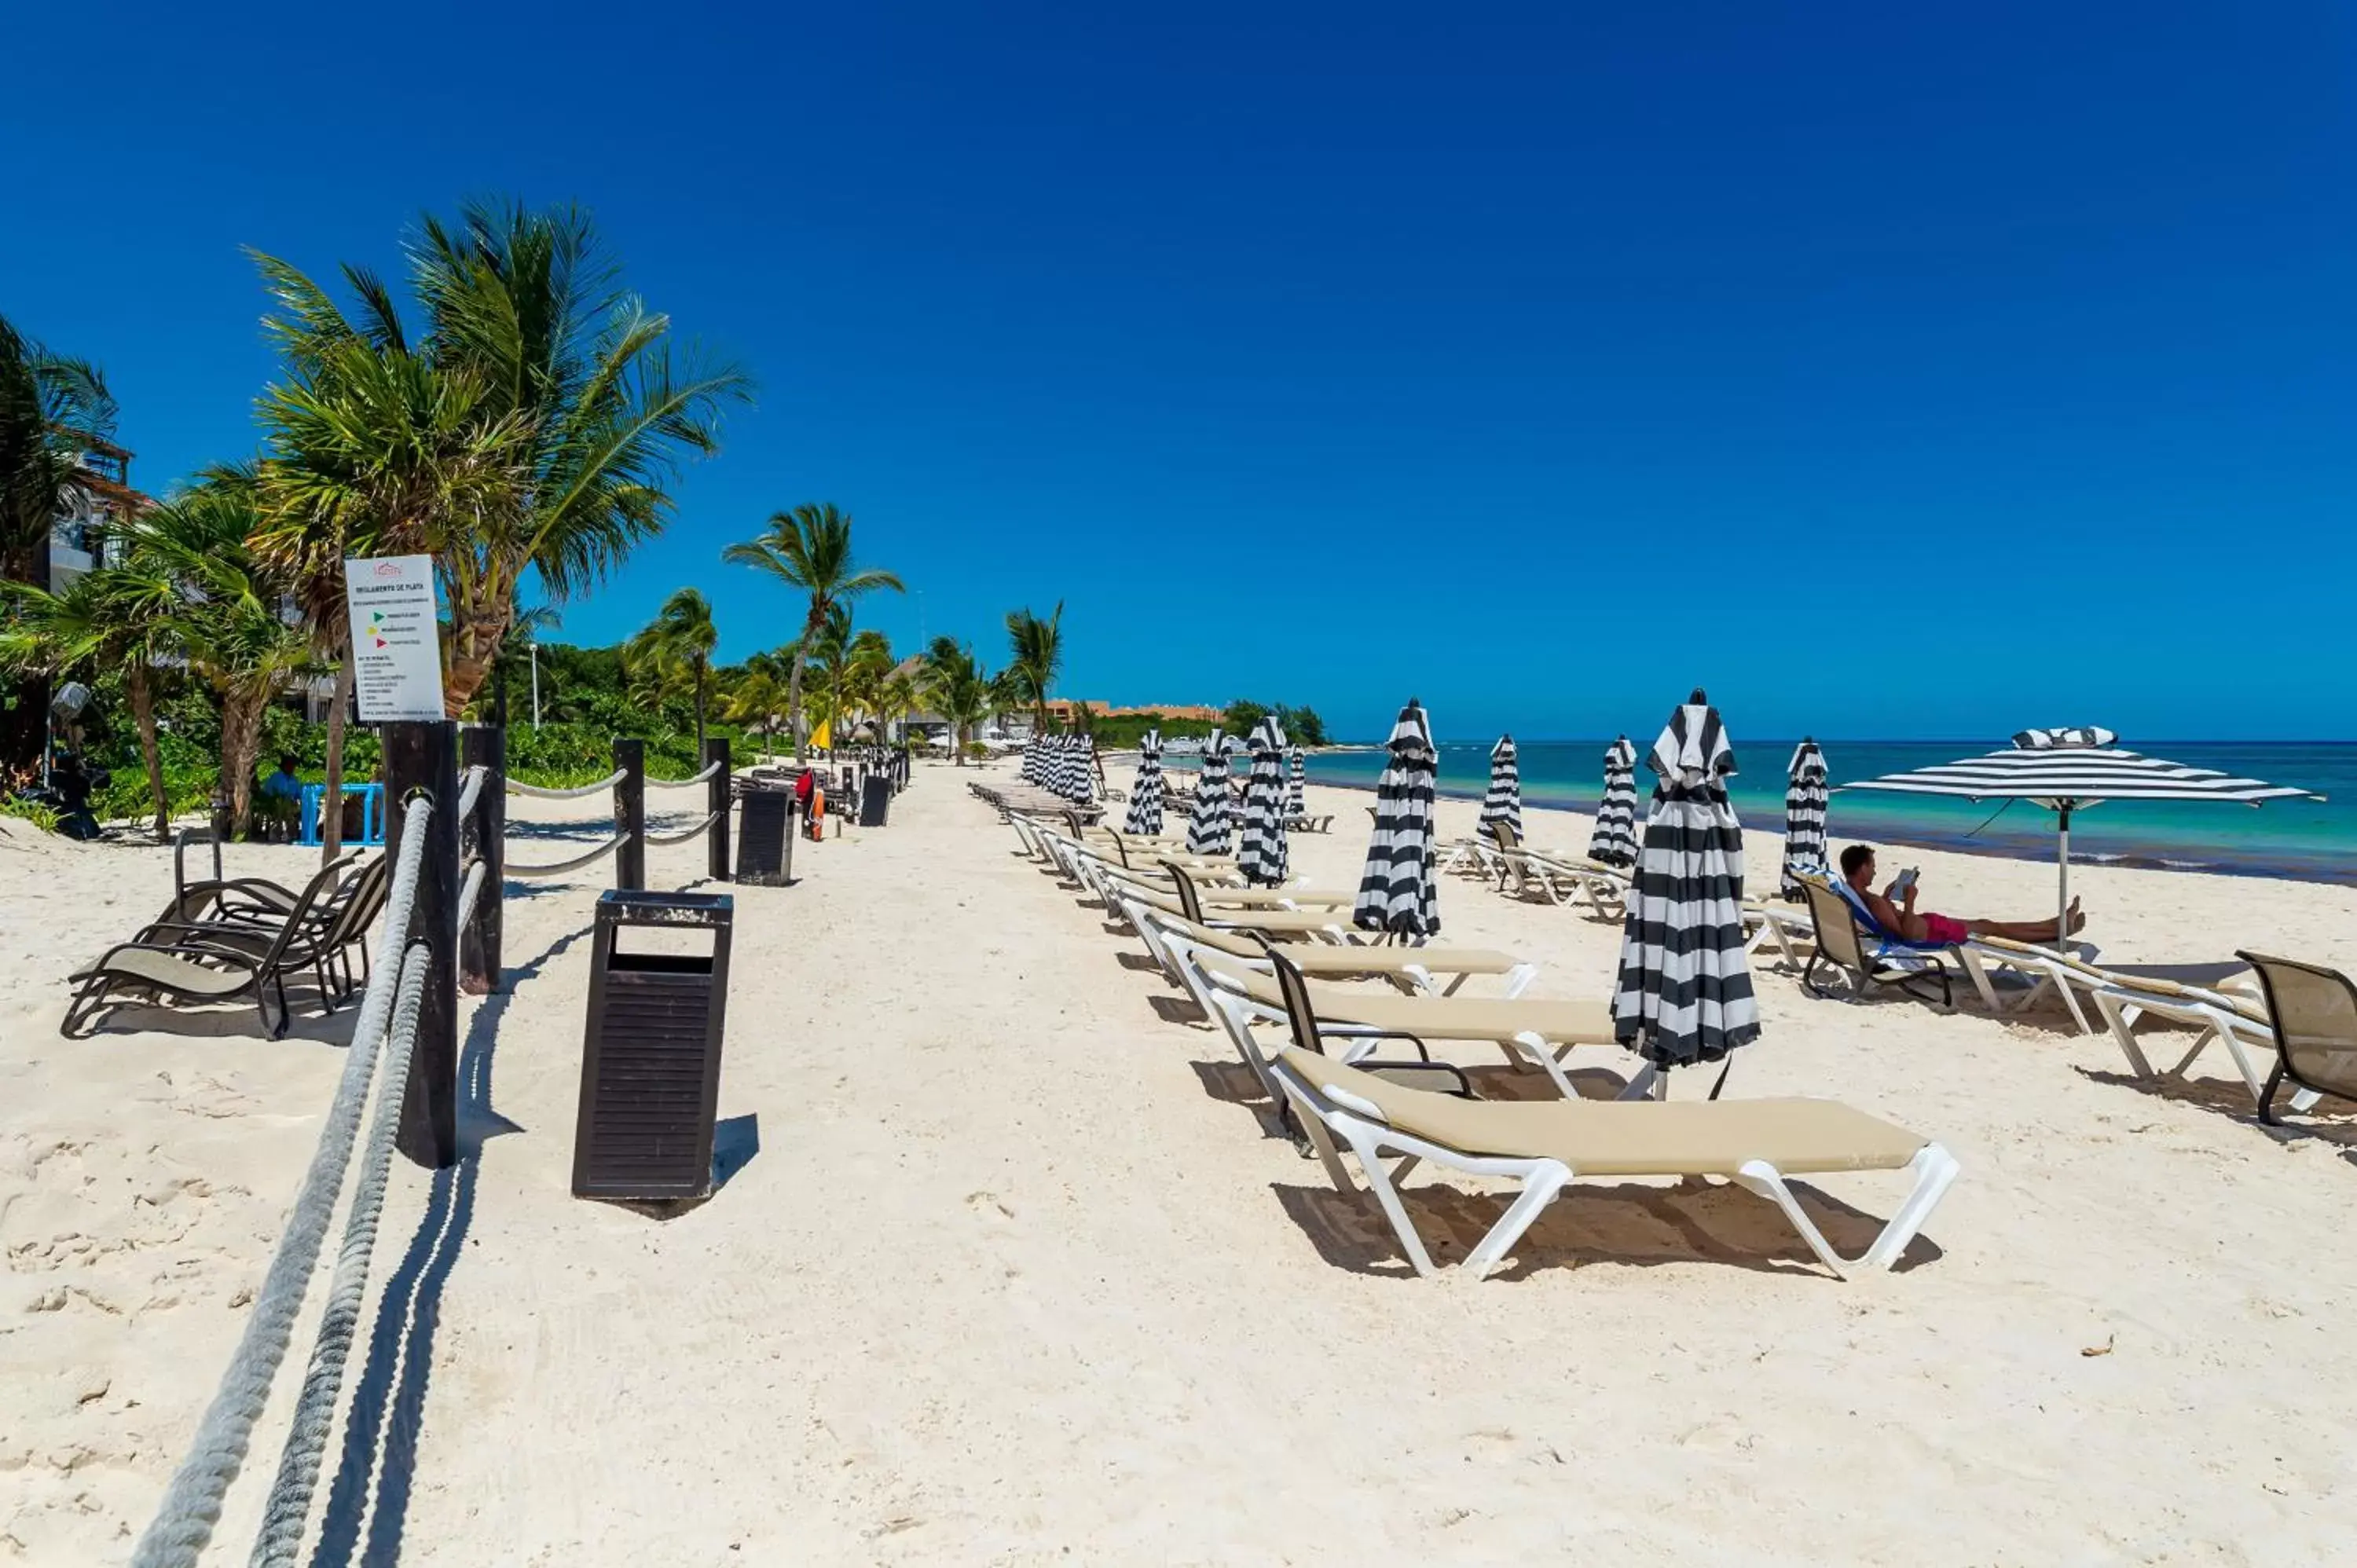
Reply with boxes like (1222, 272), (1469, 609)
(1, 795), (60, 833)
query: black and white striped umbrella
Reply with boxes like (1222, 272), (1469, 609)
(1186, 730), (1237, 855)
(1478, 734), (1522, 841)
(1612, 691), (1760, 1075)
(1779, 738), (1830, 899)
(1125, 730), (1165, 834)
(1021, 736), (1043, 786)
(1587, 736), (1640, 867)
(1842, 727), (2323, 936)
(1286, 744), (1307, 822)
(1045, 734), (1069, 799)
(1237, 716), (1292, 885)
(1072, 735), (1100, 804)
(1353, 698), (1441, 937)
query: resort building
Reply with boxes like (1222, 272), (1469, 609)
(34, 434), (152, 592)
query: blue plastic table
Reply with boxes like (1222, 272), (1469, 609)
(298, 782), (385, 847)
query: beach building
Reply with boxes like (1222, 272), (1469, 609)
(26, 432), (152, 593)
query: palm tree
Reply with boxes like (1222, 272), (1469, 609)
(1004, 602), (1065, 731)
(0, 566), (175, 836)
(244, 255), (526, 863)
(720, 655), (789, 761)
(115, 483), (310, 837)
(0, 312), (115, 588)
(1, 313), (118, 769)
(625, 588), (718, 753)
(721, 503), (903, 760)
(410, 200), (753, 713)
(922, 641), (992, 764)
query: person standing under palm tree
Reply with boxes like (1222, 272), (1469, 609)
(723, 503), (903, 761)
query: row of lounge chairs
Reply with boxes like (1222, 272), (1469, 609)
(61, 852), (389, 1039)
(1010, 810), (1963, 1281)
(1442, 820), (1630, 918)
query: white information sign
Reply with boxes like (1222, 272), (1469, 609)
(342, 555), (446, 722)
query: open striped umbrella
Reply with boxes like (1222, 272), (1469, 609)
(1779, 738), (1830, 899)
(1354, 698), (1440, 937)
(1842, 727), (2323, 937)
(1186, 730), (1237, 855)
(1125, 730), (1165, 834)
(1613, 691), (1759, 1078)
(1479, 735), (1522, 841)
(1237, 716), (1292, 885)
(1587, 736), (1640, 867)
(1286, 744), (1307, 822)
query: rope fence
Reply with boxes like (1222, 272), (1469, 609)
(504, 770), (625, 800)
(646, 760), (722, 790)
(128, 797), (434, 1568)
(130, 724), (772, 1563)
(504, 832), (629, 878)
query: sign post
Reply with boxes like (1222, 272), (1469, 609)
(342, 555), (446, 722)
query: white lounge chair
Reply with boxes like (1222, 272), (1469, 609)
(1271, 1046), (1960, 1280)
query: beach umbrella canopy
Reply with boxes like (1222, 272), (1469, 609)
(1354, 698), (1441, 937)
(1612, 691), (1760, 1075)
(1588, 736), (1640, 867)
(1286, 744), (1307, 822)
(1067, 735), (1097, 804)
(1237, 716), (1292, 885)
(1779, 738), (1831, 899)
(1125, 730), (1165, 835)
(1186, 730), (1237, 855)
(1478, 734), (1523, 841)
(1840, 727), (2324, 936)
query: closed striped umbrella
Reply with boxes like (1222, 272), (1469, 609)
(1021, 736), (1042, 786)
(1237, 716), (1292, 885)
(1779, 738), (1830, 899)
(1286, 744), (1307, 822)
(1587, 736), (1640, 867)
(1186, 731), (1237, 855)
(1842, 727), (2323, 937)
(1478, 734), (1522, 841)
(1354, 698), (1441, 937)
(1125, 730), (1165, 834)
(1067, 735), (1095, 804)
(1612, 691), (1759, 1075)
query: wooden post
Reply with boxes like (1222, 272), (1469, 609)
(613, 736), (645, 892)
(387, 720), (459, 1170)
(705, 737), (731, 882)
(460, 723), (504, 995)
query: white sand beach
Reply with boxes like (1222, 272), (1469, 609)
(5, 772), (2357, 1564)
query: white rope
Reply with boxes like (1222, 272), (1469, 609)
(129, 797), (433, 1568)
(504, 833), (625, 877)
(504, 770), (625, 799)
(646, 760), (722, 789)
(645, 811), (720, 846)
(246, 941), (431, 1568)
(454, 764), (488, 822)
(453, 856), (487, 932)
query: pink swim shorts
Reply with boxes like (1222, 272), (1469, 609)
(1920, 913), (1971, 945)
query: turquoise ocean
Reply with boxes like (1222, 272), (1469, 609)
(1173, 741), (2354, 885)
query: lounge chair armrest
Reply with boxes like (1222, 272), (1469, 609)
(1354, 1059), (1477, 1098)
(1313, 1024), (1434, 1061)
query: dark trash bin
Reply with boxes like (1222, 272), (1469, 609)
(735, 787), (795, 886)
(573, 890), (734, 1201)
(859, 774), (892, 827)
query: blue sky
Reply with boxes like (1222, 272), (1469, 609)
(5, 3), (2351, 742)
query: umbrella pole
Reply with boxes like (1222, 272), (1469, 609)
(2057, 802), (2071, 947)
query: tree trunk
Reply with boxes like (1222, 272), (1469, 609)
(694, 658), (706, 757)
(321, 653), (354, 866)
(126, 661), (168, 840)
(786, 648), (808, 764)
(218, 686), (268, 841)
(443, 598), (512, 718)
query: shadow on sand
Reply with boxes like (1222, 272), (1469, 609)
(305, 922), (587, 1568)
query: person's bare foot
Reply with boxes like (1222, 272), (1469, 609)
(2066, 896), (2087, 935)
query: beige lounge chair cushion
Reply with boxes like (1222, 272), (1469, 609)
(1128, 892), (1351, 935)
(1157, 914), (1519, 976)
(72, 947), (254, 996)
(1200, 954), (1611, 1042)
(1279, 1049), (1928, 1177)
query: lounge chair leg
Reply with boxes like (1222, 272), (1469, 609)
(1337, 1123), (1442, 1277)
(2094, 993), (2161, 1079)
(1462, 1163), (1573, 1280)
(1731, 1145), (1959, 1277)
(1616, 1062), (1662, 1101)
(1506, 1030), (1578, 1098)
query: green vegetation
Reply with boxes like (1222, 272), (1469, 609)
(4, 197), (1337, 841)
